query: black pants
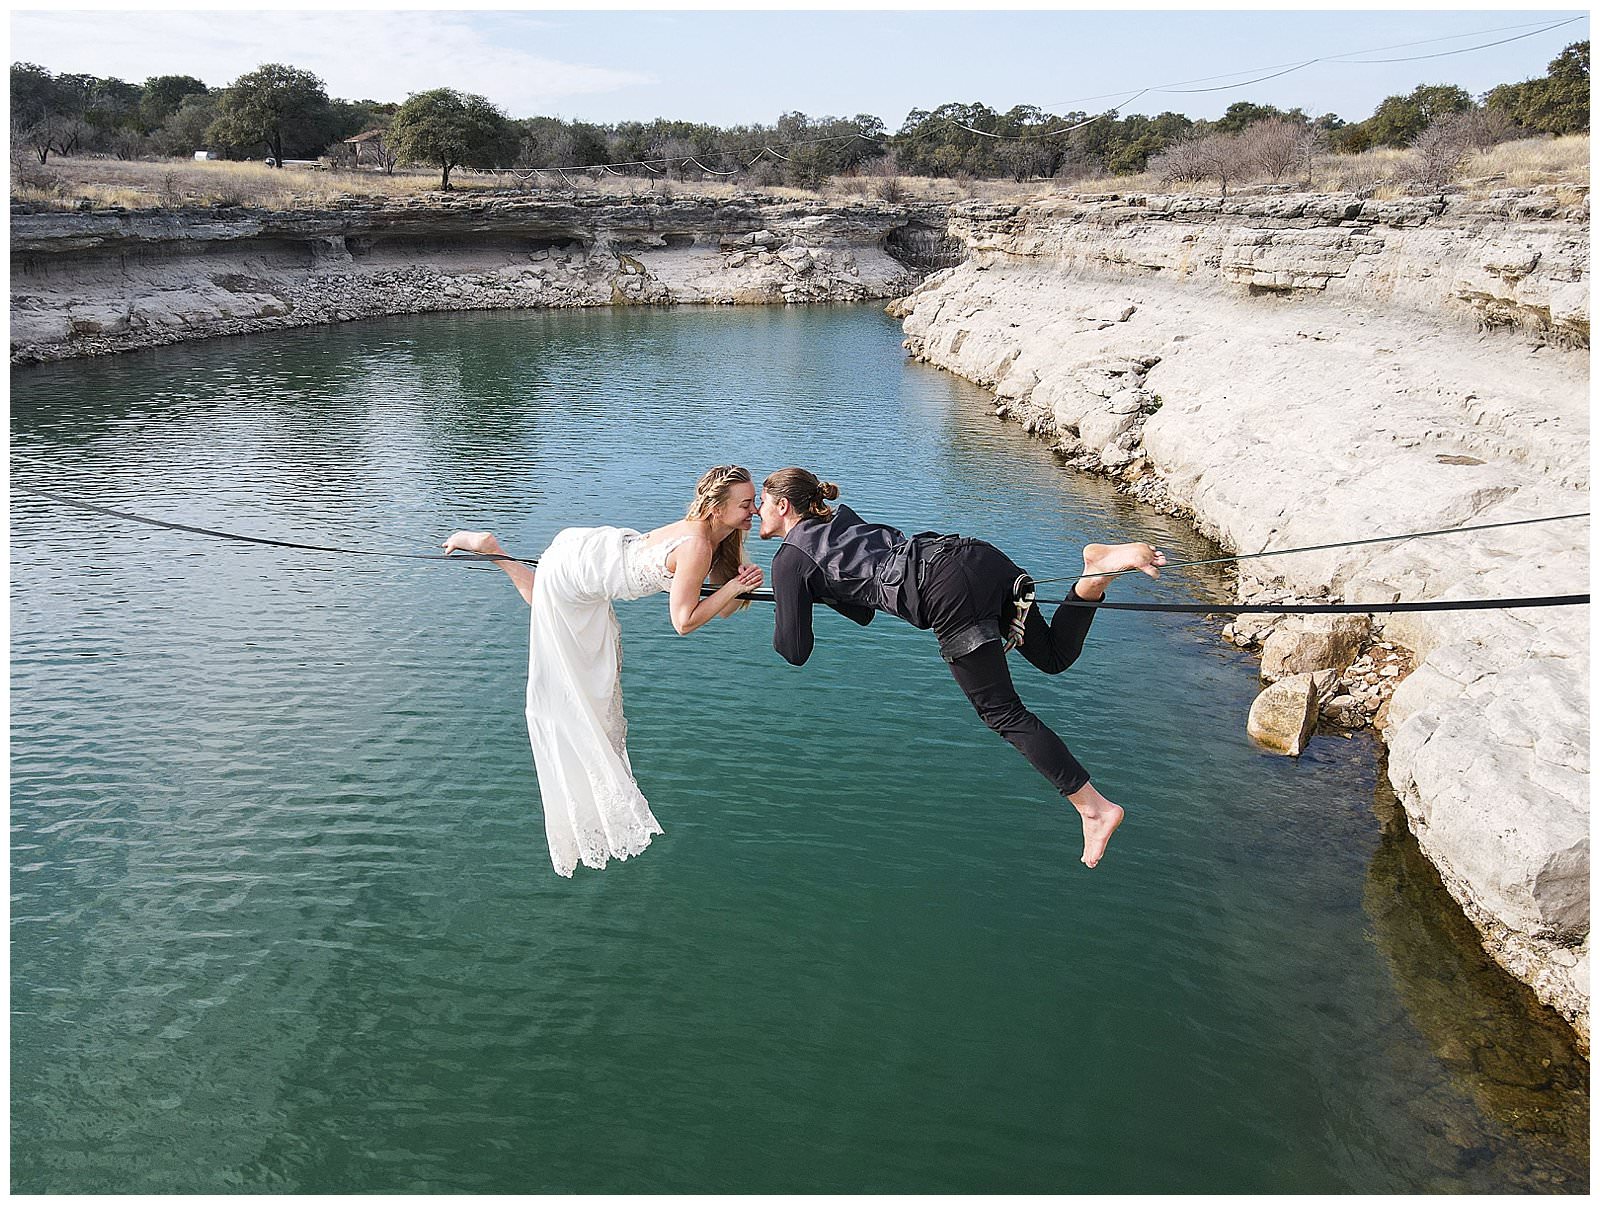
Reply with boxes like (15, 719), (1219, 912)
(918, 540), (1096, 797)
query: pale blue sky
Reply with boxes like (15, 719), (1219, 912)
(9, 9), (1590, 128)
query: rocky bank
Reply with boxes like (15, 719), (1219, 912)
(10, 192), (962, 363)
(890, 186), (1590, 1045)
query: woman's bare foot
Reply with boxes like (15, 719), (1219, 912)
(1068, 780), (1125, 868)
(1076, 542), (1166, 600)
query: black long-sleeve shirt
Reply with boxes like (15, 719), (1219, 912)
(771, 539), (874, 665)
(771, 504), (939, 666)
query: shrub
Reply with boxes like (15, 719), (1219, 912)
(1407, 113), (1477, 188)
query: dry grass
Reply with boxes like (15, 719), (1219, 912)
(1464, 134), (1589, 188)
(12, 156), (490, 210)
(13, 137), (1589, 213)
(1063, 136), (1588, 200)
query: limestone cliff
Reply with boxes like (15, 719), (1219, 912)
(10, 194), (955, 363)
(892, 186), (1590, 1044)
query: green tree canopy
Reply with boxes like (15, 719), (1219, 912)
(10, 62), (67, 126)
(390, 87), (518, 189)
(1213, 101), (1284, 133)
(1363, 83), (1474, 148)
(140, 74), (209, 130)
(151, 92), (225, 157)
(1485, 41), (1589, 135)
(208, 63), (334, 166)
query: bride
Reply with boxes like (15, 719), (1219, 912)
(444, 465), (764, 876)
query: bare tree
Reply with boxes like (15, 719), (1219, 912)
(347, 131), (400, 174)
(9, 124), (55, 190)
(1291, 124), (1329, 187)
(1195, 132), (1248, 197)
(1460, 107), (1520, 150)
(109, 128), (148, 160)
(16, 114), (67, 165)
(1237, 118), (1303, 182)
(1149, 138), (1203, 187)
(868, 149), (903, 201)
(1409, 113), (1476, 188)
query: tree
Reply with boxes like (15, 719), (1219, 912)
(1409, 113), (1475, 188)
(1364, 83), (1473, 148)
(1152, 131), (1248, 196)
(152, 92), (224, 156)
(1214, 101), (1284, 134)
(1237, 117), (1317, 182)
(10, 62), (65, 127)
(389, 87), (517, 189)
(1149, 136), (1212, 187)
(139, 74), (209, 129)
(81, 77), (141, 135)
(1485, 41), (1589, 135)
(208, 63), (333, 167)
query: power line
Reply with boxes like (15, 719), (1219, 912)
(448, 13), (1585, 186)
(1328, 16), (1587, 65)
(1039, 14), (1587, 112)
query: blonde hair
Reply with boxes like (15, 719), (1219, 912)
(686, 464), (753, 611)
(762, 467), (839, 521)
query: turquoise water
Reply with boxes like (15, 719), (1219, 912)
(11, 305), (1588, 1192)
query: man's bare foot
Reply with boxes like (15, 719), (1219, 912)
(1077, 541), (1166, 601)
(1068, 781), (1125, 868)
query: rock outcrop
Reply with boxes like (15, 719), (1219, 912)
(894, 186), (1590, 1045)
(10, 193), (945, 363)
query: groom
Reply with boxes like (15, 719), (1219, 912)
(755, 466), (1164, 869)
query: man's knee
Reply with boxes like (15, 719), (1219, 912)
(1021, 645), (1071, 676)
(976, 695), (1035, 736)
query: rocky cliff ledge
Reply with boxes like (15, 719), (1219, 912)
(10, 193), (963, 363)
(892, 187), (1590, 1045)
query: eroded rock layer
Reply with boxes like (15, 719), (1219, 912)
(11, 194), (938, 363)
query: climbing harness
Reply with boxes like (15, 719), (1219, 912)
(1004, 574), (1036, 651)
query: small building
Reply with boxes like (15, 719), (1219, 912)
(342, 129), (390, 170)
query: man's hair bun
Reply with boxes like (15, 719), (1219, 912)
(819, 481), (840, 501)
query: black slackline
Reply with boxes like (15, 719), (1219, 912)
(1043, 509), (1592, 585)
(11, 483), (533, 566)
(10, 481), (1590, 615)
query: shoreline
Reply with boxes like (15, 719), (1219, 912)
(9, 193), (959, 367)
(10, 186), (1590, 1047)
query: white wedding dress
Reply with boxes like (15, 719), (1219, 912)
(525, 526), (693, 877)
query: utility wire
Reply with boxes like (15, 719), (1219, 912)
(449, 14), (1585, 185)
(1038, 14), (1587, 112)
(1329, 16), (1587, 64)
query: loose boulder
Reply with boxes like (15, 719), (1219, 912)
(1260, 614), (1370, 682)
(1247, 672), (1323, 755)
